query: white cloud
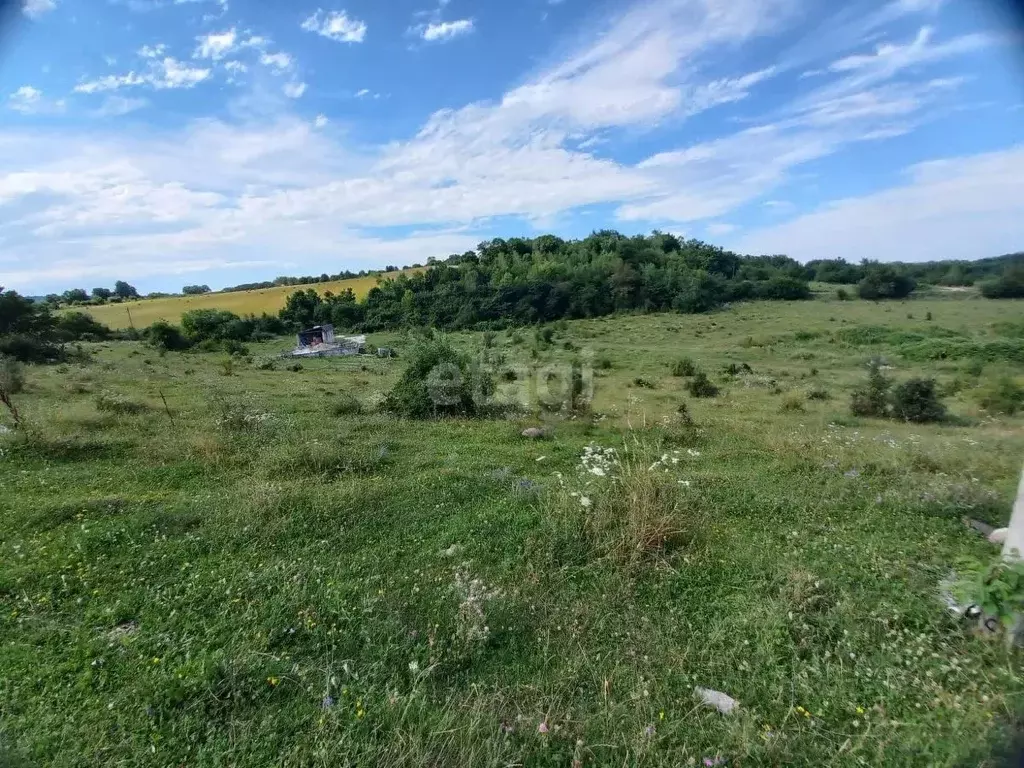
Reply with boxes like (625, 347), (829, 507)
(194, 28), (238, 60)
(8, 86), (42, 113)
(301, 9), (367, 43)
(314, 114), (328, 128)
(224, 60), (247, 73)
(138, 43), (167, 58)
(92, 96), (148, 117)
(283, 82), (307, 99)
(732, 146), (1024, 261)
(421, 19), (474, 42)
(355, 88), (370, 98)
(74, 58), (210, 93)
(259, 52), (293, 72)
(23, 0), (56, 18)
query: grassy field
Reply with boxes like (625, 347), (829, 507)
(3, 293), (1024, 766)
(77, 269), (424, 329)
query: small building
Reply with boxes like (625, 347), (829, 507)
(296, 324), (336, 348)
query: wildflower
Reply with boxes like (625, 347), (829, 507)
(590, 466), (606, 477)
(687, 449), (701, 458)
(321, 695), (335, 709)
(678, 480), (691, 487)
(644, 724), (656, 737)
(151, 657), (161, 665)
(856, 706), (865, 715)
(500, 721), (514, 735)
(538, 721), (550, 734)
(659, 710), (665, 720)
(579, 496), (592, 508)
(267, 676), (280, 687)
(409, 660), (420, 673)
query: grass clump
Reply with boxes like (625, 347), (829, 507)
(779, 394), (805, 412)
(670, 357), (697, 377)
(95, 390), (146, 415)
(806, 387), (831, 401)
(331, 392), (363, 416)
(850, 360), (891, 418)
(687, 371), (720, 398)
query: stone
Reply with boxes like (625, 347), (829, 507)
(521, 427), (545, 439)
(989, 528), (1009, 545)
(694, 687), (739, 715)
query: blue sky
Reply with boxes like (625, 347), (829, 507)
(1, 0), (1022, 294)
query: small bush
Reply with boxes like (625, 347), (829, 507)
(594, 354), (614, 370)
(633, 377), (656, 389)
(289, 363), (303, 372)
(926, 311), (933, 321)
(676, 401), (693, 425)
(722, 362), (752, 376)
(978, 376), (1024, 415)
(0, 334), (61, 363)
(780, 394), (805, 412)
(146, 321), (191, 351)
(331, 392), (363, 416)
(850, 361), (890, 418)
(670, 357), (697, 377)
(382, 337), (493, 419)
(835, 288), (849, 301)
(889, 378), (946, 423)
(0, 356), (25, 396)
(687, 372), (719, 398)
(807, 388), (831, 401)
(964, 359), (985, 377)
(95, 391), (146, 415)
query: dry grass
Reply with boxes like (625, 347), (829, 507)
(76, 268), (426, 329)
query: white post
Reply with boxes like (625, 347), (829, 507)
(1001, 464), (1024, 562)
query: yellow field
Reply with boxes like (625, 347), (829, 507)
(77, 269), (423, 329)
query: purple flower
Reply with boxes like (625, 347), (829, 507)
(538, 721), (550, 734)
(321, 695), (335, 709)
(644, 724), (656, 737)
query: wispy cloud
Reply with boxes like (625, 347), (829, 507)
(283, 82), (307, 99)
(194, 28), (238, 60)
(74, 58), (210, 93)
(420, 19), (474, 42)
(91, 96), (148, 117)
(259, 51), (293, 72)
(301, 9), (367, 43)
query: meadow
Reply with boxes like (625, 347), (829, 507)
(77, 269), (424, 329)
(2, 290), (1024, 766)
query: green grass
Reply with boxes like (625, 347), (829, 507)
(75, 268), (426, 329)
(2, 292), (1024, 766)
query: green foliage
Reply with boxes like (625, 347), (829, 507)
(0, 355), (25, 396)
(835, 288), (850, 300)
(807, 387), (831, 401)
(632, 377), (656, 389)
(382, 338), (493, 419)
(54, 311), (111, 342)
(669, 357), (697, 377)
(687, 371), (719, 398)
(850, 360), (891, 418)
(857, 266), (916, 300)
(954, 556), (1024, 632)
(780, 394), (805, 412)
(182, 284), (212, 295)
(594, 354), (614, 370)
(146, 320), (191, 351)
(978, 376), (1024, 415)
(889, 378), (946, 423)
(331, 392), (363, 416)
(980, 267), (1024, 299)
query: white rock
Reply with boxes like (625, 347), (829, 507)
(521, 427), (545, 439)
(989, 528), (1009, 545)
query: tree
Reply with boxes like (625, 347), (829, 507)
(92, 287), (113, 301)
(113, 281), (139, 300)
(857, 266), (915, 300)
(980, 267), (1024, 299)
(182, 285), (212, 295)
(62, 288), (89, 304)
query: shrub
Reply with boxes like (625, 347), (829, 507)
(331, 392), (363, 416)
(146, 321), (191, 351)
(382, 338), (493, 419)
(980, 269), (1024, 299)
(288, 363), (303, 372)
(978, 376), (1024, 415)
(858, 267), (916, 300)
(95, 391), (146, 415)
(722, 362), (751, 376)
(670, 357), (697, 377)
(850, 361), (891, 418)
(807, 387), (831, 401)
(889, 378), (946, 423)
(0, 355), (25, 427)
(633, 377), (656, 389)
(595, 354), (614, 370)
(687, 372), (719, 398)
(836, 288), (849, 301)
(0, 333), (61, 363)
(54, 312), (111, 342)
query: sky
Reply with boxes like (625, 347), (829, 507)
(0, 0), (1022, 294)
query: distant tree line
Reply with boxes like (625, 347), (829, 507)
(219, 266), (404, 293)
(0, 288), (116, 362)
(44, 280), (140, 309)
(277, 231), (813, 333)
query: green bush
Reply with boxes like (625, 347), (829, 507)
(850, 361), (891, 418)
(670, 357), (697, 377)
(780, 394), (805, 412)
(0, 355), (26, 395)
(687, 372), (719, 398)
(633, 377), (656, 389)
(382, 338), (493, 419)
(889, 378), (946, 423)
(978, 376), (1024, 415)
(980, 269), (1024, 299)
(0, 333), (61, 363)
(54, 312), (111, 342)
(146, 321), (191, 351)
(807, 388), (831, 401)
(835, 288), (849, 301)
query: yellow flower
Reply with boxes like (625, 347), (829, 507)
(151, 657), (161, 664)
(856, 706), (865, 715)
(267, 676), (280, 686)
(357, 709), (365, 719)
(659, 710), (665, 721)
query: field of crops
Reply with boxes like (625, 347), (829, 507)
(78, 269), (424, 329)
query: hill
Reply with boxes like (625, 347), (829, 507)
(76, 268), (425, 329)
